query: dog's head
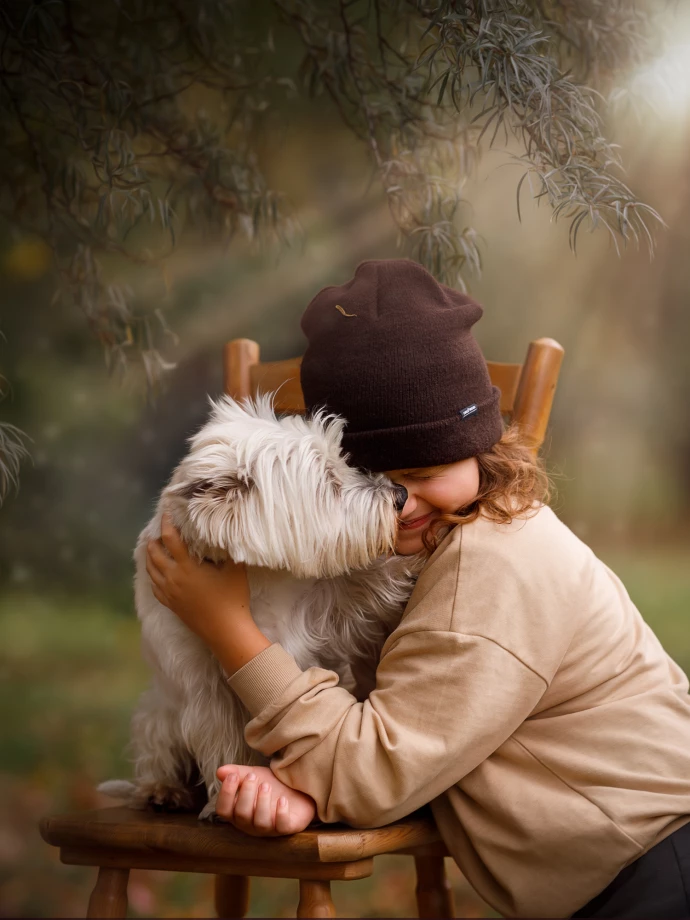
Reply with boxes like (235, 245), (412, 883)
(163, 395), (407, 578)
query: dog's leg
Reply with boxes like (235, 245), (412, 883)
(126, 682), (202, 811)
(190, 686), (268, 820)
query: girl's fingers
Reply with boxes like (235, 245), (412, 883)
(232, 772), (258, 826)
(151, 586), (167, 608)
(215, 771), (240, 821)
(253, 782), (274, 831)
(145, 561), (169, 607)
(159, 513), (187, 561)
(145, 554), (165, 587)
(147, 538), (171, 570)
(274, 796), (292, 835)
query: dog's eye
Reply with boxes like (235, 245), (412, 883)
(170, 474), (252, 500)
(169, 479), (214, 499)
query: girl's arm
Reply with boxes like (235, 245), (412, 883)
(145, 514), (272, 675)
(147, 515), (551, 830)
(228, 633), (545, 828)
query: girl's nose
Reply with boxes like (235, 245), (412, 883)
(393, 484), (408, 512)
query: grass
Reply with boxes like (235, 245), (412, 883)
(1, 541), (688, 917)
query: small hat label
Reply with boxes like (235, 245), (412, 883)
(459, 404), (478, 419)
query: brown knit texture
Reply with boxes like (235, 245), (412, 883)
(300, 259), (503, 471)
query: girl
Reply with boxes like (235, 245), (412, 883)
(146, 260), (690, 918)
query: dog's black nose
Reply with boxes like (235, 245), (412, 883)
(393, 484), (408, 513)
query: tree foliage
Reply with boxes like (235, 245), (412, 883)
(0, 0), (663, 500)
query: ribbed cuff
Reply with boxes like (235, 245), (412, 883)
(228, 643), (304, 716)
(341, 386), (503, 472)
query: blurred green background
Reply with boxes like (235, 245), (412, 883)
(2, 3), (690, 917)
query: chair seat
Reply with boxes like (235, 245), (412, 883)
(40, 806), (448, 881)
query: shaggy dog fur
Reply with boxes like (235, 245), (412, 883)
(100, 395), (424, 818)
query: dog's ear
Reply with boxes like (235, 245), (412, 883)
(167, 474), (252, 501)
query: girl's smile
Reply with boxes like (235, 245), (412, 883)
(386, 456), (480, 554)
(398, 510), (437, 531)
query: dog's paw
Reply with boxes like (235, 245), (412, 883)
(198, 792), (218, 821)
(143, 781), (199, 813)
(98, 779), (138, 801)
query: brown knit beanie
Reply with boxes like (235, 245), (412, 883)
(300, 259), (503, 472)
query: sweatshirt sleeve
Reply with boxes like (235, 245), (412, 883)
(228, 627), (547, 828)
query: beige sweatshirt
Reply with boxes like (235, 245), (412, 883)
(229, 504), (690, 918)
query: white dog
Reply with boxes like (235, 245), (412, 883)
(100, 395), (424, 819)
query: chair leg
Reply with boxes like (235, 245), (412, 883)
(414, 855), (455, 919)
(297, 879), (336, 918)
(215, 874), (250, 918)
(86, 867), (129, 919)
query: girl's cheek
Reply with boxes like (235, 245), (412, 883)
(425, 485), (449, 506)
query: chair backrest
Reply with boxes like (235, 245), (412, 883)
(223, 337), (564, 455)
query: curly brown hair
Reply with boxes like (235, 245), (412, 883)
(422, 422), (554, 553)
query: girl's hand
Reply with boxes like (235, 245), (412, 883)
(147, 512), (271, 676)
(215, 764), (317, 836)
(145, 513), (251, 652)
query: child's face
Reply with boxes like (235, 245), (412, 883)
(385, 457), (480, 555)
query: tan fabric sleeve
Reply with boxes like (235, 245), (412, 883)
(229, 630), (546, 827)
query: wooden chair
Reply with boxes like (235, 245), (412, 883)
(224, 336), (564, 454)
(40, 335), (564, 919)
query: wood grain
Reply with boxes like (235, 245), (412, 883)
(414, 855), (455, 920)
(41, 807), (442, 864)
(215, 874), (250, 918)
(512, 337), (565, 453)
(250, 358), (305, 412)
(487, 361), (522, 414)
(297, 879), (336, 918)
(86, 867), (129, 919)
(224, 339), (260, 400)
(59, 845), (374, 880)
